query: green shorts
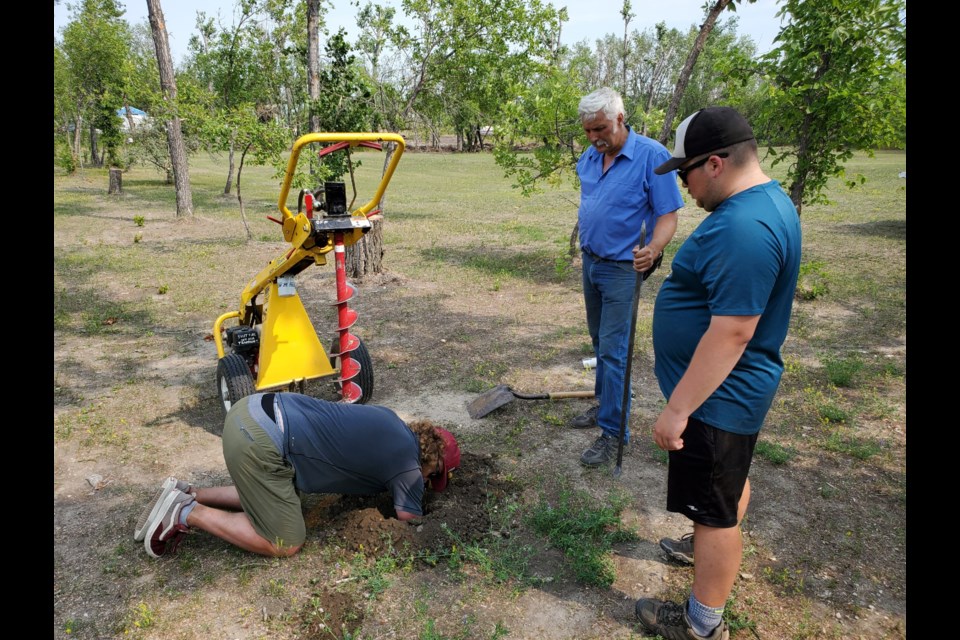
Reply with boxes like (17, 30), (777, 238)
(222, 396), (305, 550)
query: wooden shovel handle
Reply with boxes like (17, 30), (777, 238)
(545, 391), (596, 399)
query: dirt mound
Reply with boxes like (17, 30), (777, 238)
(311, 452), (513, 555)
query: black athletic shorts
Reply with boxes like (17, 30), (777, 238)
(666, 416), (758, 528)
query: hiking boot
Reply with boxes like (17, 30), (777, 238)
(144, 489), (194, 558)
(634, 598), (729, 640)
(571, 404), (599, 429)
(134, 477), (195, 541)
(579, 433), (625, 467)
(660, 532), (695, 565)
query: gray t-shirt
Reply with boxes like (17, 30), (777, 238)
(250, 392), (425, 516)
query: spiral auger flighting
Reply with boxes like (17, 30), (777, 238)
(331, 235), (364, 403)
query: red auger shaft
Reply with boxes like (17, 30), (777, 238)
(333, 232), (362, 403)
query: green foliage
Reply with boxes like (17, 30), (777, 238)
(55, 136), (77, 173)
(823, 353), (864, 388)
(753, 0), (906, 212)
(120, 601), (156, 636)
(763, 566), (805, 596)
(527, 486), (637, 588)
(754, 439), (797, 465)
(57, 0), (132, 168)
(817, 402), (850, 424)
(133, 215), (145, 227)
(795, 260), (829, 300)
(723, 597), (758, 633)
(823, 428), (883, 460)
(349, 551), (401, 599)
(493, 69), (583, 196)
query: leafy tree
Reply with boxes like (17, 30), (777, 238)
(54, 45), (78, 171)
(311, 30), (378, 178)
(754, 0), (906, 213)
(185, 0), (278, 194)
(345, 0), (565, 277)
(493, 66), (584, 198)
(228, 105), (290, 240)
(58, 0), (131, 168)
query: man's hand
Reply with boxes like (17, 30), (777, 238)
(652, 405), (688, 451)
(633, 245), (664, 280)
(632, 244), (661, 273)
(395, 510), (422, 523)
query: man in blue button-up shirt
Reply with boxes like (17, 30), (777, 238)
(572, 87), (684, 468)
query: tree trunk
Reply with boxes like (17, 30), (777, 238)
(123, 105), (137, 133)
(108, 168), (123, 194)
(73, 117), (84, 169)
(224, 130), (236, 195)
(148, 0), (194, 217)
(236, 144), (253, 241)
(307, 0), (321, 134)
(89, 124), (101, 167)
(657, 0), (733, 145)
(345, 143), (393, 278)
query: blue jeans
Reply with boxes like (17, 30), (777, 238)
(582, 251), (636, 443)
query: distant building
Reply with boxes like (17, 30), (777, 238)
(117, 107), (149, 131)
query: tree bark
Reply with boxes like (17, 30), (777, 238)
(236, 144), (253, 241)
(147, 0), (194, 217)
(224, 130), (236, 195)
(89, 124), (101, 167)
(657, 0), (733, 145)
(73, 117), (84, 169)
(108, 168), (123, 194)
(307, 0), (321, 134)
(123, 105), (137, 133)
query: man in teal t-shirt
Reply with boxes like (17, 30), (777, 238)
(633, 107), (801, 640)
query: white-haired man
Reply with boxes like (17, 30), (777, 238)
(572, 87), (683, 467)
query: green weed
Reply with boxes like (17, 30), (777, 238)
(349, 550), (402, 600)
(763, 566), (805, 596)
(819, 483), (838, 499)
(723, 598), (757, 633)
(133, 214), (145, 227)
(264, 578), (287, 597)
(554, 253), (572, 280)
(754, 440), (798, 465)
(121, 601), (156, 635)
(823, 353), (864, 387)
(818, 402), (850, 424)
(795, 260), (830, 300)
(527, 486), (638, 588)
(823, 428), (884, 460)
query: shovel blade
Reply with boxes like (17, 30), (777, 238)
(467, 384), (516, 419)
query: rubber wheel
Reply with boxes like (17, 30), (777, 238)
(216, 353), (256, 415)
(330, 334), (375, 404)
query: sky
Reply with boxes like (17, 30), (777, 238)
(54, 0), (785, 64)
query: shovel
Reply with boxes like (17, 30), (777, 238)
(467, 384), (595, 419)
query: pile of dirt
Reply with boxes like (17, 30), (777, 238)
(309, 452), (516, 555)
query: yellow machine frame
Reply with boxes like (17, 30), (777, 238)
(212, 132), (405, 395)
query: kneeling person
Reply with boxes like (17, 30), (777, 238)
(135, 392), (461, 558)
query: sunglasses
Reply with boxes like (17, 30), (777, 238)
(677, 152), (728, 184)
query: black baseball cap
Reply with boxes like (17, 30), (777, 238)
(654, 106), (755, 175)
